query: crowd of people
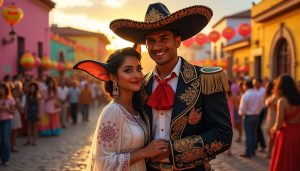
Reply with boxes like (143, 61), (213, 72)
(0, 73), (106, 167)
(227, 74), (300, 170)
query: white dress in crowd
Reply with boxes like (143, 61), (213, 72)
(87, 102), (147, 171)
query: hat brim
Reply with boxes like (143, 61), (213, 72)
(110, 5), (212, 44)
(73, 60), (110, 81)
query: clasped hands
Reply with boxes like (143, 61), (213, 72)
(145, 139), (171, 162)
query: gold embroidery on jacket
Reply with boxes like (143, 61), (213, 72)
(181, 61), (197, 83)
(140, 89), (149, 106)
(205, 141), (226, 155)
(174, 136), (202, 152)
(171, 116), (188, 140)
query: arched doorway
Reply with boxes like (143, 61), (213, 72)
(274, 38), (291, 77)
(269, 24), (296, 79)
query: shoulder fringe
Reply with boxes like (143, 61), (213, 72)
(200, 70), (229, 95)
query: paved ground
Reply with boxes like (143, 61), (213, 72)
(1, 105), (269, 171)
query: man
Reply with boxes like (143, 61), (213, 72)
(239, 81), (264, 158)
(110, 2), (232, 171)
(57, 79), (69, 128)
(253, 78), (267, 152)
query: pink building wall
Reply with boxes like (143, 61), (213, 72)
(0, 0), (53, 79)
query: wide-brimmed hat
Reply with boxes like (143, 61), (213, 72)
(110, 2), (213, 44)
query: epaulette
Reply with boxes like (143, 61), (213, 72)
(200, 67), (229, 95)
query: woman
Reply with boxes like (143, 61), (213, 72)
(11, 81), (24, 151)
(74, 47), (168, 171)
(270, 75), (300, 171)
(24, 82), (41, 145)
(0, 83), (15, 166)
(44, 77), (62, 136)
(264, 81), (276, 158)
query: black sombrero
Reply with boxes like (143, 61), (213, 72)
(110, 2), (213, 44)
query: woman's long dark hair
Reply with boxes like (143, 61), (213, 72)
(46, 76), (57, 96)
(27, 82), (40, 100)
(274, 74), (300, 105)
(104, 47), (142, 111)
(265, 81), (274, 98)
(0, 82), (11, 98)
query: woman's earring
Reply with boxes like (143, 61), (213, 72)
(112, 82), (119, 97)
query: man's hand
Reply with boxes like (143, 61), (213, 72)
(150, 145), (171, 162)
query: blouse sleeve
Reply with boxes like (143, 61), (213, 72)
(88, 104), (130, 171)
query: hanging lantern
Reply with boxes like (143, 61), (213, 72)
(222, 27), (235, 40)
(57, 62), (65, 71)
(204, 59), (211, 66)
(34, 56), (41, 67)
(2, 4), (24, 26)
(232, 64), (240, 72)
(217, 60), (223, 67)
(209, 31), (221, 43)
(239, 65), (249, 73)
(182, 37), (194, 47)
(194, 33), (208, 45)
(222, 59), (228, 69)
(41, 56), (52, 70)
(20, 52), (35, 69)
(51, 61), (58, 70)
(0, 0), (3, 7)
(238, 23), (251, 37)
(65, 61), (73, 70)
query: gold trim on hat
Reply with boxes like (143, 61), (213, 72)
(144, 8), (165, 23)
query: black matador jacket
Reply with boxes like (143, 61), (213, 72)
(141, 57), (233, 171)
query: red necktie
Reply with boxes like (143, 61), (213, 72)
(147, 73), (176, 110)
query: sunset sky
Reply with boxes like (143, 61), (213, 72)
(50, 0), (261, 50)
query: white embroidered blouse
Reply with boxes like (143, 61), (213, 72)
(87, 102), (147, 171)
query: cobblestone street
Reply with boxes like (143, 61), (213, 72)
(1, 105), (269, 171)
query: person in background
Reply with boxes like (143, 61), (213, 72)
(10, 81), (23, 152)
(44, 77), (61, 136)
(253, 78), (267, 152)
(24, 82), (41, 145)
(226, 81), (235, 156)
(264, 81), (277, 159)
(57, 79), (69, 128)
(239, 80), (264, 158)
(0, 83), (15, 166)
(69, 80), (80, 125)
(270, 75), (300, 171)
(79, 83), (92, 121)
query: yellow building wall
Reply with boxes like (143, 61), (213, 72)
(251, 8), (300, 79)
(252, 0), (283, 17)
(232, 46), (252, 76)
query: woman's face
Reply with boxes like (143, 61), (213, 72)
(114, 56), (143, 94)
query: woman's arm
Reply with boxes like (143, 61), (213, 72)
(272, 98), (286, 132)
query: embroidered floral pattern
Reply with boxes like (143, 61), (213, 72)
(122, 153), (130, 171)
(176, 147), (204, 163)
(174, 136), (202, 152)
(205, 141), (225, 155)
(182, 61), (197, 83)
(140, 89), (149, 106)
(98, 121), (119, 148)
(188, 108), (203, 125)
(179, 88), (198, 106)
(171, 116), (188, 140)
(145, 8), (165, 22)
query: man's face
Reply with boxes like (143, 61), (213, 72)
(145, 30), (181, 65)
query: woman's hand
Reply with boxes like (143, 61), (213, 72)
(142, 139), (169, 158)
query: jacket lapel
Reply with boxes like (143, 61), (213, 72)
(171, 58), (201, 123)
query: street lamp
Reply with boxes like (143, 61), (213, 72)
(2, 28), (16, 46)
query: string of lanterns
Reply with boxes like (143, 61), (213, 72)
(182, 23), (251, 47)
(20, 52), (73, 71)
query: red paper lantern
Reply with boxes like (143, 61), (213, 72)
(222, 27), (235, 40)
(0, 0), (3, 7)
(232, 64), (240, 72)
(41, 56), (52, 70)
(57, 62), (65, 71)
(238, 23), (251, 37)
(182, 38), (194, 47)
(194, 33), (208, 45)
(222, 59), (228, 69)
(209, 31), (221, 43)
(20, 52), (35, 69)
(210, 60), (217, 67)
(2, 4), (24, 26)
(239, 65), (249, 73)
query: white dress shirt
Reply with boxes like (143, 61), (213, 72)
(151, 58), (181, 141)
(239, 88), (264, 116)
(151, 58), (181, 163)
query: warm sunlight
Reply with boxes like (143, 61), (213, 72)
(102, 0), (128, 8)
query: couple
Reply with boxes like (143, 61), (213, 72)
(74, 2), (232, 171)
